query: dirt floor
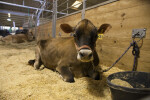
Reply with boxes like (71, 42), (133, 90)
(0, 41), (124, 100)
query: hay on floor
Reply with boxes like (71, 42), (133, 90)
(0, 42), (124, 100)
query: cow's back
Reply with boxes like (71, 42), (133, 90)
(2, 35), (13, 42)
(12, 34), (28, 43)
(38, 37), (79, 69)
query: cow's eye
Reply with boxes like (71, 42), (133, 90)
(95, 34), (98, 38)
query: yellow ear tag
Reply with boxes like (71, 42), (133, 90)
(98, 29), (104, 40)
(98, 34), (104, 39)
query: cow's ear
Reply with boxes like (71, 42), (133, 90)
(97, 24), (112, 34)
(60, 24), (74, 33)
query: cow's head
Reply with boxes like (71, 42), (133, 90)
(60, 19), (111, 62)
(27, 30), (35, 41)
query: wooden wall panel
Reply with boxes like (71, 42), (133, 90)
(97, 45), (150, 72)
(36, 0), (150, 72)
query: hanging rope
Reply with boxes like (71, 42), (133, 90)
(102, 43), (133, 72)
(132, 41), (140, 71)
(91, 37), (143, 73)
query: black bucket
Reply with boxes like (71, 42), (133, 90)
(107, 71), (150, 100)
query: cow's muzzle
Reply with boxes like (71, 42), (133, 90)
(76, 45), (93, 62)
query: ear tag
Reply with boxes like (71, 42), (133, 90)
(98, 29), (104, 40)
(98, 34), (104, 39)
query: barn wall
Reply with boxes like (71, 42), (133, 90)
(36, 0), (150, 72)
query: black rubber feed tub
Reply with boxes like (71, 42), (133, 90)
(107, 71), (150, 100)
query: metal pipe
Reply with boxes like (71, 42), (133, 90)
(44, 15), (53, 20)
(67, 0), (68, 14)
(13, 21), (16, 32)
(0, 1), (66, 14)
(57, 0), (68, 7)
(82, 0), (86, 19)
(57, 0), (118, 20)
(34, 0), (43, 4)
(59, 2), (82, 12)
(37, 0), (46, 26)
(0, 9), (32, 16)
(52, 0), (57, 38)
(34, 0), (44, 2)
(23, 0), (24, 6)
(0, 1), (50, 12)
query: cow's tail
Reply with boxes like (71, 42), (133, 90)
(28, 59), (35, 66)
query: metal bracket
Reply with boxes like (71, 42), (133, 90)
(132, 28), (146, 38)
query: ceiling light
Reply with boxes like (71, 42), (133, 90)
(72, 1), (82, 8)
(8, 13), (11, 17)
(7, 18), (11, 21)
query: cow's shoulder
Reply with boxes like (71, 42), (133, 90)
(38, 39), (52, 49)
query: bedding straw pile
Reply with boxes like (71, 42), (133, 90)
(0, 42), (124, 100)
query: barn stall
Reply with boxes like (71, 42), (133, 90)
(0, 0), (150, 100)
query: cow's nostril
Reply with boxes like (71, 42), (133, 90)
(89, 53), (93, 58)
(79, 52), (84, 57)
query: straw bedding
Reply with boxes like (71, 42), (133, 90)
(0, 42), (124, 100)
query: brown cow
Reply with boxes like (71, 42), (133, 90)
(0, 30), (35, 43)
(28, 19), (111, 82)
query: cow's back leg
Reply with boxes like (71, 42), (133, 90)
(34, 48), (42, 70)
(56, 65), (74, 83)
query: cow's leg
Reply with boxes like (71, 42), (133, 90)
(87, 65), (102, 80)
(56, 66), (74, 83)
(34, 57), (42, 70)
(34, 55), (42, 70)
(28, 59), (35, 66)
(34, 48), (42, 70)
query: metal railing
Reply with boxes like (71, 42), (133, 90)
(29, 0), (118, 39)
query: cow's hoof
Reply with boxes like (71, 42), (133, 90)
(34, 67), (40, 70)
(28, 60), (35, 66)
(94, 74), (100, 80)
(64, 78), (75, 83)
(92, 72), (100, 80)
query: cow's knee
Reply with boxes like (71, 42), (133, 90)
(34, 49), (42, 70)
(34, 62), (40, 70)
(34, 60), (42, 70)
(56, 66), (74, 83)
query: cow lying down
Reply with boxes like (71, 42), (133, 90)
(28, 19), (111, 82)
(0, 30), (34, 43)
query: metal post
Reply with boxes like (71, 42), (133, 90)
(52, 0), (57, 38)
(82, 0), (86, 19)
(13, 21), (16, 32)
(36, 0), (46, 26)
(23, 0), (24, 6)
(67, 0), (68, 15)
